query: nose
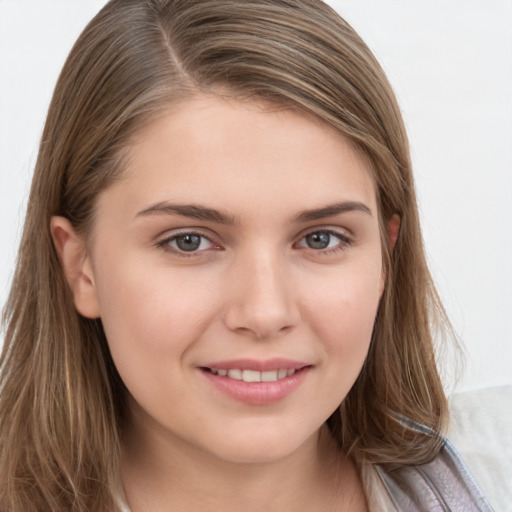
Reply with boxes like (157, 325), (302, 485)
(223, 251), (300, 339)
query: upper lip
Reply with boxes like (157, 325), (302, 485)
(200, 358), (310, 372)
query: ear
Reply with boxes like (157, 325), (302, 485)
(379, 214), (401, 297)
(50, 216), (101, 319)
(387, 214), (400, 254)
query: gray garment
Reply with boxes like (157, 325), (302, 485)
(377, 435), (494, 511)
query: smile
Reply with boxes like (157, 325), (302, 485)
(200, 360), (311, 405)
(207, 368), (296, 382)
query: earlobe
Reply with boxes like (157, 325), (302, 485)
(50, 216), (101, 319)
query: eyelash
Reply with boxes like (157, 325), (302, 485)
(296, 229), (353, 256)
(156, 231), (218, 258)
(156, 229), (353, 258)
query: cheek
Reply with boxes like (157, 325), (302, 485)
(92, 258), (227, 424)
(92, 256), (222, 372)
(303, 258), (382, 364)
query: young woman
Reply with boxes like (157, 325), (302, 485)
(0, 1), (494, 510)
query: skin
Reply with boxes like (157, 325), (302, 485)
(52, 95), (399, 511)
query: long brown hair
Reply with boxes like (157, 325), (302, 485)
(0, 1), (450, 509)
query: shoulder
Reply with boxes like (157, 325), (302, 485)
(375, 438), (494, 511)
(364, 387), (511, 511)
(447, 385), (512, 512)
(371, 385), (512, 511)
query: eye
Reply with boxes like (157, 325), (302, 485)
(296, 229), (351, 252)
(157, 232), (217, 255)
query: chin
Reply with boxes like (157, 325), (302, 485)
(201, 424), (318, 465)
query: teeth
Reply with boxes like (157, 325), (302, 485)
(210, 368), (298, 382)
(261, 370), (278, 382)
(227, 369), (242, 380)
(242, 369), (261, 382)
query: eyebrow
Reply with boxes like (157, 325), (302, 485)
(135, 202), (236, 224)
(293, 201), (372, 222)
(135, 200), (371, 224)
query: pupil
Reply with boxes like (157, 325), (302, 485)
(176, 234), (201, 252)
(306, 232), (330, 249)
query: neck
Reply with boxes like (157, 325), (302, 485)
(120, 408), (365, 512)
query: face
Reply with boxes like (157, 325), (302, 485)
(65, 95), (385, 464)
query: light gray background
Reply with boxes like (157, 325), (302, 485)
(1, 1), (511, 393)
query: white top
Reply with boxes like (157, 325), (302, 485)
(360, 463), (397, 510)
(447, 385), (512, 512)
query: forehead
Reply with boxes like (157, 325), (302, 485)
(99, 94), (377, 221)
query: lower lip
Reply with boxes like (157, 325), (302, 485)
(200, 367), (310, 405)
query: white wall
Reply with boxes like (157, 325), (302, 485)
(1, 0), (511, 393)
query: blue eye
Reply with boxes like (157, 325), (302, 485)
(159, 232), (215, 254)
(296, 230), (350, 251)
(174, 234), (202, 252)
(304, 231), (332, 249)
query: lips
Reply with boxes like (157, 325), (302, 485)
(199, 359), (311, 405)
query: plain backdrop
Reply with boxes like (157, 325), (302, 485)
(1, 1), (511, 393)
